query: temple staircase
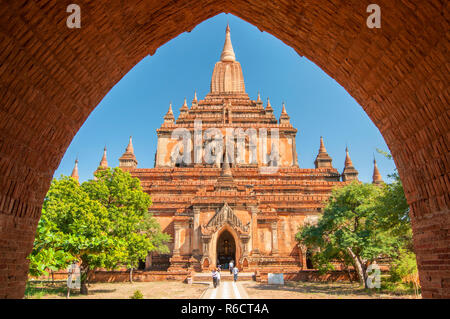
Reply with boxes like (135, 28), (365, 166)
(192, 272), (255, 282)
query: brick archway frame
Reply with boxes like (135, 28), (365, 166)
(0, 1), (448, 298)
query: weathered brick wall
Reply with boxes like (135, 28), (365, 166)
(0, 1), (448, 298)
(256, 270), (359, 283)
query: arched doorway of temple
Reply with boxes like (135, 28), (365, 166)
(216, 230), (236, 270)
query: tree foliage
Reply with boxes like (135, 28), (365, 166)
(28, 211), (74, 278)
(28, 168), (170, 293)
(375, 149), (411, 242)
(297, 182), (403, 287)
(297, 151), (417, 289)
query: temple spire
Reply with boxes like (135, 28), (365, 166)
(99, 146), (108, 169)
(372, 157), (384, 185)
(210, 24), (245, 94)
(119, 136), (138, 168)
(342, 146), (359, 181)
(192, 91), (198, 107)
(221, 151), (232, 178)
(94, 146), (108, 179)
(314, 136), (333, 168)
(215, 149), (236, 191)
(279, 101), (290, 124)
(266, 98), (273, 111)
(344, 147), (353, 168)
(71, 158), (79, 183)
(319, 136), (327, 153)
(281, 102), (287, 114)
(164, 102), (175, 123)
(220, 23), (236, 62)
(180, 97), (189, 111)
(126, 136), (134, 154)
(179, 98), (189, 120)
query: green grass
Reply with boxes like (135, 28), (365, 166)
(378, 280), (419, 296)
(376, 274), (420, 296)
(25, 281), (75, 299)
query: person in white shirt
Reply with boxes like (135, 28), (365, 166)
(216, 268), (221, 286)
(232, 265), (239, 282)
(229, 260), (234, 274)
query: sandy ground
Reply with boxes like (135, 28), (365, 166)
(27, 280), (418, 299)
(242, 281), (418, 299)
(28, 281), (208, 299)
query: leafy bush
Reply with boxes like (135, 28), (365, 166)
(29, 169), (170, 294)
(380, 279), (419, 296)
(130, 290), (144, 299)
(389, 249), (418, 283)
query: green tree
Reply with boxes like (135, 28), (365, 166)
(82, 168), (171, 283)
(375, 149), (418, 290)
(375, 149), (411, 240)
(41, 175), (122, 294)
(30, 168), (170, 294)
(28, 212), (74, 282)
(123, 215), (170, 283)
(296, 182), (402, 287)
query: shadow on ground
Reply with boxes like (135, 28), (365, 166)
(244, 282), (390, 297)
(25, 281), (117, 298)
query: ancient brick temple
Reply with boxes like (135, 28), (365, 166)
(82, 25), (382, 273)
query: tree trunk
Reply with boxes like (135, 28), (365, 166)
(80, 264), (89, 295)
(129, 267), (134, 284)
(87, 271), (91, 287)
(80, 281), (88, 295)
(345, 267), (353, 283)
(51, 270), (55, 286)
(346, 247), (366, 288)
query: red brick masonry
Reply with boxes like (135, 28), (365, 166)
(0, 1), (448, 298)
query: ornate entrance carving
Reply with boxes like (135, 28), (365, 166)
(201, 202), (250, 234)
(200, 203), (251, 269)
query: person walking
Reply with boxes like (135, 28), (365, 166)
(232, 265), (239, 282)
(212, 269), (218, 288)
(229, 260), (234, 274)
(216, 268), (221, 287)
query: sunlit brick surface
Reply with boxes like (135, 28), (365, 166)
(0, 1), (448, 298)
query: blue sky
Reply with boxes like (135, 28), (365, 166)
(54, 13), (396, 183)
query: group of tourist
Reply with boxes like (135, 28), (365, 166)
(212, 260), (239, 288)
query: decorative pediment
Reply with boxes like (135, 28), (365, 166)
(201, 202), (250, 235)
